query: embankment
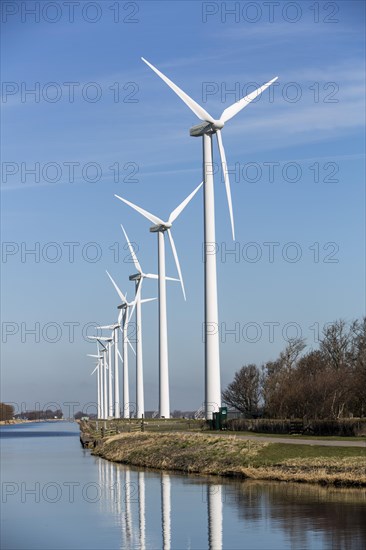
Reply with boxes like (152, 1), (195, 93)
(91, 431), (366, 487)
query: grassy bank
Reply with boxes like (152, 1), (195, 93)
(92, 432), (366, 487)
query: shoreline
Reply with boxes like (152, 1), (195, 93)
(88, 431), (366, 488)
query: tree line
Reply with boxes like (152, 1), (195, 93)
(15, 409), (63, 420)
(0, 403), (15, 421)
(222, 318), (366, 419)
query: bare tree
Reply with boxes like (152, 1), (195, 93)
(222, 364), (261, 416)
(320, 319), (351, 370)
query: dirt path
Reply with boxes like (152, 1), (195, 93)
(211, 433), (366, 447)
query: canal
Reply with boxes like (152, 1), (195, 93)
(1, 421), (365, 549)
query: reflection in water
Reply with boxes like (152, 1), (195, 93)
(94, 454), (366, 550)
(125, 469), (133, 545)
(2, 422), (365, 550)
(207, 484), (223, 550)
(235, 481), (366, 550)
(161, 472), (171, 550)
(138, 472), (146, 550)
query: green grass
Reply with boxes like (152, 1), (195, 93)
(253, 443), (366, 466)
(212, 430), (366, 441)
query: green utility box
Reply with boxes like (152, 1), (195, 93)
(211, 407), (228, 430)
(212, 412), (220, 430)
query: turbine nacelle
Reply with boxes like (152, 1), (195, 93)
(149, 223), (172, 232)
(189, 120), (224, 137)
(129, 273), (142, 282)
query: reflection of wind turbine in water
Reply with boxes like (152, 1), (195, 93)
(161, 472), (171, 550)
(207, 484), (223, 550)
(115, 467), (127, 549)
(138, 471), (146, 550)
(125, 468), (133, 543)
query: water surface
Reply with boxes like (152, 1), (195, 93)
(1, 421), (365, 549)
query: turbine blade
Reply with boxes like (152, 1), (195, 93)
(167, 229), (186, 300)
(140, 297), (157, 304)
(115, 195), (164, 226)
(87, 354), (100, 358)
(121, 225), (142, 274)
(98, 340), (107, 351)
(106, 270), (127, 303)
(220, 76), (278, 123)
(145, 273), (179, 281)
(117, 348), (123, 363)
(141, 57), (215, 123)
(144, 273), (159, 280)
(126, 337), (136, 356)
(117, 309), (122, 325)
(168, 182), (203, 224)
(91, 366), (98, 375)
(128, 278), (143, 322)
(216, 130), (235, 241)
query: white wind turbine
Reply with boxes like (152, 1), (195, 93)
(90, 336), (111, 418)
(119, 225), (163, 418)
(105, 271), (151, 419)
(142, 57), (278, 419)
(87, 346), (103, 418)
(96, 318), (122, 419)
(115, 181), (203, 418)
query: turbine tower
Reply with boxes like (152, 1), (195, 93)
(90, 336), (111, 418)
(105, 274), (132, 419)
(142, 57), (278, 418)
(106, 271), (152, 419)
(88, 348), (103, 418)
(96, 319), (122, 419)
(115, 181), (202, 418)
(120, 225), (160, 418)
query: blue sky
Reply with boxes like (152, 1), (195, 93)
(1, 0), (365, 414)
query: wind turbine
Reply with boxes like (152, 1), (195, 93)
(142, 57), (278, 418)
(96, 320), (122, 419)
(87, 347), (103, 418)
(115, 181), (203, 418)
(106, 271), (152, 419)
(90, 336), (111, 418)
(120, 225), (172, 418)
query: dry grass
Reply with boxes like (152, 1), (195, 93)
(91, 432), (366, 487)
(244, 457), (366, 486)
(93, 432), (265, 475)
